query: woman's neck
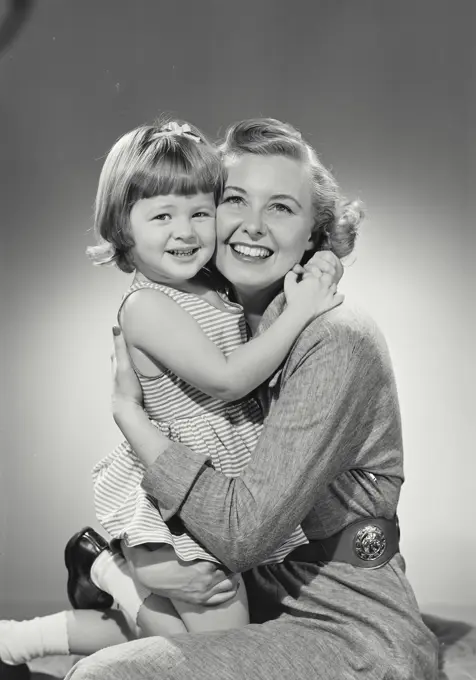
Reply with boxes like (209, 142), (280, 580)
(233, 284), (282, 335)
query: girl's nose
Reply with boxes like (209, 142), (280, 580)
(174, 218), (195, 240)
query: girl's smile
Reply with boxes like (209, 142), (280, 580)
(129, 192), (216, 283)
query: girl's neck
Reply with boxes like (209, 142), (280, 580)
(135, 270), (209, 296)
(134, 270), (233, 314)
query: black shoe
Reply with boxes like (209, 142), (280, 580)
(0, 661), (30, 679)
(64, 527), (114, 610)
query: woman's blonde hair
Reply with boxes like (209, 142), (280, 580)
(87, 119), (223, 273)
(219, 118), (364, 261)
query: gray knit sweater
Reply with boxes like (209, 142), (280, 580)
(142, 298), (404, 571)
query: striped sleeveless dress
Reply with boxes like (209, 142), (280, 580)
(92, 279), (308, 565)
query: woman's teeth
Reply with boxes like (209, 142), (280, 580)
(231, 244), (272, 259)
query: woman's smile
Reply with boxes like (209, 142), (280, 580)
(215, 154), (315, 294)
(229, 242), (274, 262)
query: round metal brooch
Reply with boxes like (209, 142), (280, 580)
(354, 525), (387, 561)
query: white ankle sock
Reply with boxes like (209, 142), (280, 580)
(91, 550), (150, 625)
(0, 613), (69, 665)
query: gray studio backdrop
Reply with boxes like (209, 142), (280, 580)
(0, 0), (474, 618)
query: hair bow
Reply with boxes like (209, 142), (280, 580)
(162, 122), (201, 143)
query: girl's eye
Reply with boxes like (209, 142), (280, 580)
(153, 213), (171, 221)
(223, 195), (244, 206)
(193, 211), (213, 219)
(270, 203), (293, 215)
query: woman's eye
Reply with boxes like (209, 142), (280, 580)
(223, 195), (244, 206)
(270, 203), (293, 215)
(153, 213), (171, 221)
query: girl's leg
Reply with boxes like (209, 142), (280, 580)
(90, 549), (150, 627)
(136, 595), (186, 637)
(0, 609), (135, 665)
(66, 609), (136, 656)
(92, 544), (186, 637)
(171, 573), (249, 633)
(122, 543), (249, 633)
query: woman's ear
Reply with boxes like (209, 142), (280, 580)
(300, 235), (317, 266)
(304, 233), (316, 252)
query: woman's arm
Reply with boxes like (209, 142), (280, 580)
(121, 276), (341, 403)
(114, 309), (400, 572)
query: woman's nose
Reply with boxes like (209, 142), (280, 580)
(243, 210), (266, 237)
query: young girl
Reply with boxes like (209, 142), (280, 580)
(86, 120), (343, 634)
(0, 120), (343, 664)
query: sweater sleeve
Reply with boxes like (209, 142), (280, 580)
(142, 312), (377, 572)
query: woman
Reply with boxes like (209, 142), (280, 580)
(64, 118), (439, 680)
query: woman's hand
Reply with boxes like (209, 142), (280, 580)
(111, 326), (174, 467)
(122, 543), (239, 607)
(111, 326), (143, 414)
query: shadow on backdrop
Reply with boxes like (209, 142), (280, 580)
(0, 0), (35, 59)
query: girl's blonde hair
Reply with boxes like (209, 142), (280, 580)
(219, 118), (364, 261)
(87, 119), (223, 273)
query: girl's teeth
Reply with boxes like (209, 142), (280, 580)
(232, 245), (271, 258)
(169, 249), (196, 257)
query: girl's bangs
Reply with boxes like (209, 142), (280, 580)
(129, 146), (223, 203)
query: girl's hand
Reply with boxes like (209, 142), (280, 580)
(284, 268), (344, 321)
(303, 250), (344, 284)
(111, 326), (143, 411)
